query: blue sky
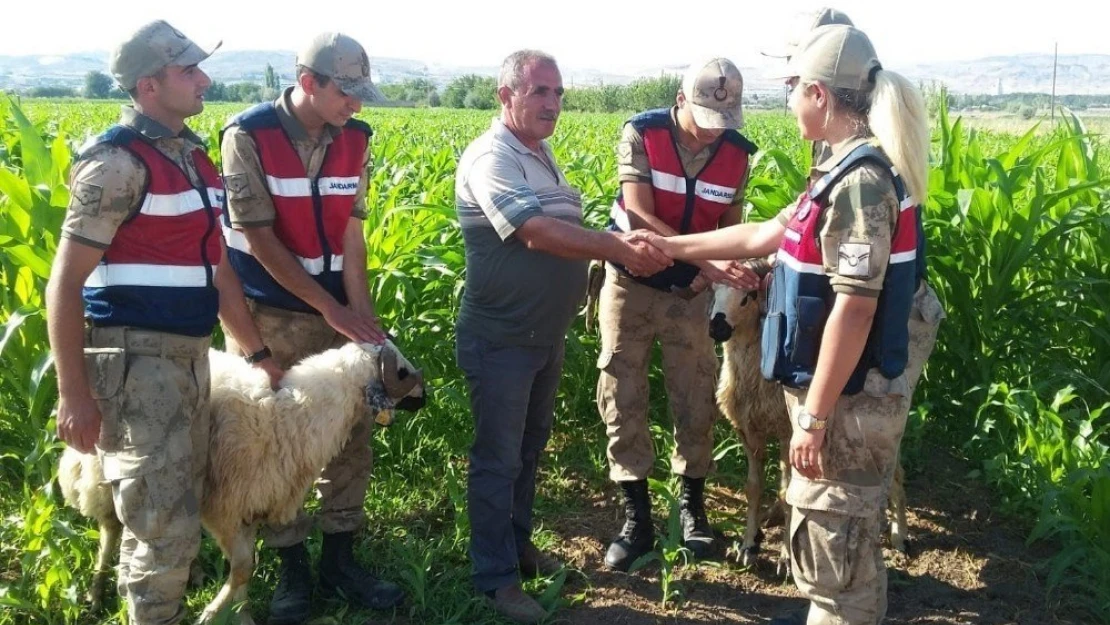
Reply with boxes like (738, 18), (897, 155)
(3, 0), (1106, 75)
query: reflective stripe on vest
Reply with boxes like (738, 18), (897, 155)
(222, 226), (345, 274)
(264, 174), (361, 198)
(761, 143), (924, 395)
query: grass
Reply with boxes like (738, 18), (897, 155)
(0, 94), (1107, 623)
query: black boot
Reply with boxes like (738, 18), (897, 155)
(604, 480), (654, 571)
(318, 531), (405, 610)
(268, 542), (313, 625)
(768, 607), (809, 625)
(680, 476), (715, 558)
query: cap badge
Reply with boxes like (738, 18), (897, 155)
(713, 76), (728, 102)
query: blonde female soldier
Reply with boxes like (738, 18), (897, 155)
(650, 25), (944, 625)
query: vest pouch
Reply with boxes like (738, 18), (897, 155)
(913, 282), (946, 325)
(760, 263), (787, 381)
(789, 296), (827, 369)
(760, 311), (784, 381)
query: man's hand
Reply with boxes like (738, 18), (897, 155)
(323, 304), (387, 344)
(616, 230), (671, 277)
(255, 358), (285, 391)
(688, 272), (711, 294)
(700, 259), (762, 291)
(57, 393), (102, 453)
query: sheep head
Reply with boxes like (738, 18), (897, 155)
(708, 259), (773, 344)
(359, 340), (426, 426)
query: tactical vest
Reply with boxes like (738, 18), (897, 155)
(82, 125), (223, 337)
(608, 108), (755, 292)
(761, 143), (925, 394)
(222, 102), (371, 313)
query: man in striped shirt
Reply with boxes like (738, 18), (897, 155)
(454, 49), (671, 624)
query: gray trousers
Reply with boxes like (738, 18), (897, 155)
(456, 329), (564, 593)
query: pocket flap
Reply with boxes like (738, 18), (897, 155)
(84, 348), (127, 400)
(862, 368), (909, 398)
(99, 445), (166, 481)
(914, 284), (946, 324)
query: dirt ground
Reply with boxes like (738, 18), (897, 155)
(543, 450), (1088, 625)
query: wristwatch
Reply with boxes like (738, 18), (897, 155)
(797, 409), (827, 432)
(244, 346), (272, 364)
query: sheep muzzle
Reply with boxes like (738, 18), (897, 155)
(709, 313), (734, 343)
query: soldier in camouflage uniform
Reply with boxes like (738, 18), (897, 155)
(760, 7), (856, 167)
(46, 21), (281, 625)
(596, 58), (762, 570)
(648, 25), (944, 625)
(219, 32), (404, 622)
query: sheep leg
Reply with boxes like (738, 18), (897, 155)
(88, 514), (122, 612)
(761, 483), (788, 528)
(188, 559), (207, 589)
(198, 523), (256, 625)
(739, 434), (765, 567)
(889, 462), (910, 556)
(232, 583), (255, 625)
(776, 444), (792, 579)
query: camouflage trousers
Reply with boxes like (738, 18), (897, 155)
(596, 265), (720, 482)
(223, 300), (372, 547)
(783, 283), (944, 625)
(87, 326), (211, 625)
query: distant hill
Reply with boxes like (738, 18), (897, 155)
(2, 50), (1108, 96)
(899, 54), (1110, 96)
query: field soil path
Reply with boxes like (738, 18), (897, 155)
(544, 448), (1084, 625)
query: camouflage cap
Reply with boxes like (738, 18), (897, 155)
(681, 57), (744, 130)
(110, 20), (221, 90)
(297, 32), (385, 102)
(783, 25), (881, 92)
(761, 7), (855, 59)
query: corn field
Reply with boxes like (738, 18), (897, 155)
(0, 94), (1107, 624)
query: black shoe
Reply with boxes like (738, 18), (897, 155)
(318, 531), (405, 610)
(679, 476), (715, 558)
(604, 479), (655, 572)
(268, 542), (313, 625)
(768, 607), (808, 625)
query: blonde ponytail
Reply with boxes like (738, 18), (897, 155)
(867, 70), (929, 205)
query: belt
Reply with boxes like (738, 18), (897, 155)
(86, 326), (210, 359)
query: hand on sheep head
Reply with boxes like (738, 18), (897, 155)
(324, 303), (387, 345)
(705, 259), (761, 291)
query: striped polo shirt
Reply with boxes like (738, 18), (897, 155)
(454, 118), (589, 346)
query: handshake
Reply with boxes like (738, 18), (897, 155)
(612, 230), (761, 292)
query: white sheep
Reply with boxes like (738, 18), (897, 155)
(57, 445), (122, 614)
(709, 283), (909, 571)
(58, 340), (425, 625)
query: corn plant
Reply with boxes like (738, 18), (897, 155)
(0, 94), (1108, 624)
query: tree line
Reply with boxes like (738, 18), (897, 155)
(20, 70), (1110, 116)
